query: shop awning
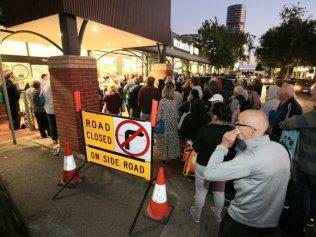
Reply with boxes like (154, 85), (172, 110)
(141, 46), (212, 65)
(0, 0), (171, 54)
(0, 15), (160, 52)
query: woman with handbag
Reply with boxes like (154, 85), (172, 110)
(156, 84), (180, 161)
(190, 102), (235, 223)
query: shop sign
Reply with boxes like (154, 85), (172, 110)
(82, 110), (152, 181)
(12, 64), (29, 80)
(173, 38), (199, 55)
(173, 38), (190, 52)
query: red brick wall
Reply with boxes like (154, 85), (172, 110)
(48, 56), (99, 153)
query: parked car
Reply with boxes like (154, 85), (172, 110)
(294, 78), (316, 94)
(284, 77), (299, 85)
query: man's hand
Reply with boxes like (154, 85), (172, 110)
(221, 129), (239, 148)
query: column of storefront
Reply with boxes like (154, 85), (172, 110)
(48, 14), (99, 153)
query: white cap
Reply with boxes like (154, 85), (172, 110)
(209, 94), (224, 102)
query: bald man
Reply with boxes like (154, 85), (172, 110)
(204, 110), (290, 237)
(269, 83), (303, 141)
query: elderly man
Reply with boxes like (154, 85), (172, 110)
(40, 74), (58, 143)
(204, 110), (290, 237)
(269, 83), (302, 140)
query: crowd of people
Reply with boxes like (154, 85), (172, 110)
(1, 72), (58, 144)
(98, 73), (315, 236)
(2, 70), (315, 236)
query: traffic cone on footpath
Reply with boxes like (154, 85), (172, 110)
(146, 167), (171, 224)
(59, 143), (81, 187)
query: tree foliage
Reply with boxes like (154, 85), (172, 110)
(195, 18), (254, 70)
(256, 3), (316, 75)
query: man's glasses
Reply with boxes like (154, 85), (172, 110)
(235, 121), (257, 131)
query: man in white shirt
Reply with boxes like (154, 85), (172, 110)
(40, 74), (58, 143)
(204, 110), (290, 236)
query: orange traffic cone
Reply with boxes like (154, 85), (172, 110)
(146, 167), (171, 224)
(59, 143), (81, 187)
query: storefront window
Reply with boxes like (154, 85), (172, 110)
(96, 51), (144, 79)
(0, 40), (28, 56)
(190, 61), (198, 75)
(2, 62), (32, 89)
(199, 64), (204, 75)
(28, 42), (62, 57)
(173, 58), (182, 74)
(31, 65), (49, 81)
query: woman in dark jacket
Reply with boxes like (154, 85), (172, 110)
(31, 81), (50, 138)
(190, 102), (235, 223)
(179, 89), (210, 141)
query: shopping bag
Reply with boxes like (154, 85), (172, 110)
(182, 149), (196, 176)
(279, 130), (300, 160)
(154, 119), (165, 134)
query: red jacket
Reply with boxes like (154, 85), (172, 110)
(138, 85), (158, 114)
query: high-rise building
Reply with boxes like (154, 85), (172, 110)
(226, 4), (246, 34)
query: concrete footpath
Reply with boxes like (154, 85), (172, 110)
(0, 140), (219, 237)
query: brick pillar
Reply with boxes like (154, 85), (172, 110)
(150, 63), (173, 86)
(48, 56), (99, 154)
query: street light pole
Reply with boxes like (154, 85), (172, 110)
(0, 53), (17, 145)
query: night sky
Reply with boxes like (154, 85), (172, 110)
(171, 0), (316, 41)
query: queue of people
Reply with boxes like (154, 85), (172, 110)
(1, 72), (58, 144)
(2, 70), (315, 236)
(98, 73), (315, 236)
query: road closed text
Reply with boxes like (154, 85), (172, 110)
(86, 146), (151, 181)
(82, 111), (115, 151)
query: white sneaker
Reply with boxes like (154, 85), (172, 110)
(210, 206), (222, 223)
(190, 206), (200, 223)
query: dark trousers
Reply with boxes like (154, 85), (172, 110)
(130, 107), (140, 119)
(219, 214), (279, 237)
(297, 169), (316, 233)
(47, 114), (58, 141)
(8, 103), (21, 130)
(34, 111), (50, 138)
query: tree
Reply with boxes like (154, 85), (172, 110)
(195, 18), (254, 71)
(256, 3), (316, 78)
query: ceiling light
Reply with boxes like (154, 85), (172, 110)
(136, 39), (142, 43)
(107, 42), (112, 46)
(92, 26), (99, 32)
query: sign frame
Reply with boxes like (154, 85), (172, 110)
(81, 110), (153, 182)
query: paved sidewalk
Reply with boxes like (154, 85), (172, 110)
(0, 140), (219, 237)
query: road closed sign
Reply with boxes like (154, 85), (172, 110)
(82, 110), (152, 181)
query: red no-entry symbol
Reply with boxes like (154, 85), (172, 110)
(115, 120), (150, 157)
